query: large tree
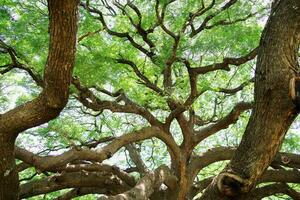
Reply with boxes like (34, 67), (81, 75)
(0, 0), (299, 199)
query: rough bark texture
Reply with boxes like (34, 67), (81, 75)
(98, 165), (177, 200)
(0, 136), (18, 200)
(200, 0), (300, 199)
(2, 0), (300, 199)
(0, 0), (79, 199)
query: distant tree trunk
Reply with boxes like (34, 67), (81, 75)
(200, 0), (300, 199)
(0, 0), (79, 199)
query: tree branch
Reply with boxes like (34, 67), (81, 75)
(0, 40), (44, 87)
(81, 2), (155, 59)
(191, 47), (258, 75)
(98, 165), (177, 200)
(188, 147), (300, 186)
(194, 102), (253, 143)
(193, 170), (300, 199)
(116, 58), (163, 94)
(72, 77), (164, 127)
(190, 0), (238, 37)
(244, 183), (300, 200)
(218, 78), (254, 94)
(54, 187), (109, 200)
(125, 143), (148, 175)
(20, 171), (130, 199)
(15, 127), (162, 171)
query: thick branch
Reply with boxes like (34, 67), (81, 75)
(193, 170), (300, 199)
(244, 183), (300, 200)
(188, 147), (300, 184)
(126, 144), (148, 175)
(20, 171), (130, 199)
(55, 188), (109, 200)
(98, 165), (177, 200)
(15, 127), (161, 171)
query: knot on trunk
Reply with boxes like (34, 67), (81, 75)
(217, 172), (250, 197)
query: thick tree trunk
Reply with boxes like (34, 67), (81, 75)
(0, 0), (79, 199)
(200, 0), (300, 199)
(0, 136), (18, 199)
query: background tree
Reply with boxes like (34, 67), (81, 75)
(0, 0), (299, 199)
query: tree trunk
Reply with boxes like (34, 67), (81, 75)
(200, 0), (300, 199)
(0, 0), (79, 199)
(0, 136), (18, 199)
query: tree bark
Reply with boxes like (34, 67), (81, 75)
(0, 0), (79, 199)
(0, 136), (18, 199)
(200, 0), (300, 199)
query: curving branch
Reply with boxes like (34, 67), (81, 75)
(15, 127), (162, 171)
(190, 0), (238, 37)
(80, 2), (155, 59)
(0, 39), (19, 64)
(191, 47), (258, 75)
(113, 0), (157, 50)
(188, 147), (300, 186)
(0, 40), (44, 87)
(154, 0), (178, 39)
(98, 165), (177, 200)
(154, 0), (180, 94)
(54, 187), (109, 200)
(243, 183), (300, 200)
(116, 58), (163, 94)
(72, 77), (164, 127)
(205, 12), (257, 30)
(192, 170), (300, 199)
(125, 144), (148, 175)
(218, 78), (254, 94)
(182, 0), (215, 33)
(20, 171), (131, 199)
(194, 102), (253, 144)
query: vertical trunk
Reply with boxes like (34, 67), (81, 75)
(0, 0), (79, 199)
(200, 0), (300, 199)
(229, 0), (300, 190)
(0, 136), (18, 199)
